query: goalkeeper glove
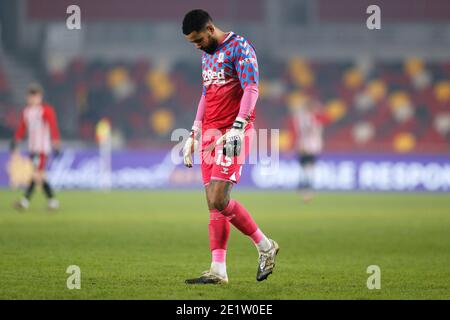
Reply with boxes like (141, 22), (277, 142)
(216, 117), (247, 157)
(183, 126), (200, 168)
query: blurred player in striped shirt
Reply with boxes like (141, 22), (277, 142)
(10, 83), (61, 211)
(290, 98), (330, 202)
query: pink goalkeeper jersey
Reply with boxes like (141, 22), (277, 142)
(201, 32), (259, 130)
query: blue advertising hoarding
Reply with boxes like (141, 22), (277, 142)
(1, 150), (449, 191)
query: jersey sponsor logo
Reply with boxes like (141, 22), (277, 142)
(202, 68), (226, 85)
(217, 52), (225, 63)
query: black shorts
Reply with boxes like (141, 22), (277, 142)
(299, 153), (317, 166)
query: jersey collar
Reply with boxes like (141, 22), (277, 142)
(216, 31), (235, 51)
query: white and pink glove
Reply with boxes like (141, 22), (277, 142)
(215, 117), (247, 157)
(183, 95), (205, 168)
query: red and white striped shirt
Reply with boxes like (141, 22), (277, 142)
(14, 104), (60, 155)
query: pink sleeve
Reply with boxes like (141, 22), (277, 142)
(237, 83), (258, 120)
(193, 94), (206, 129)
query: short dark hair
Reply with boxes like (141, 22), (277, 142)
(182, 9), (212, 35)
(28, 82), (43, 95)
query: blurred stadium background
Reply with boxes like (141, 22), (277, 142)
(0, 0), (449, 190)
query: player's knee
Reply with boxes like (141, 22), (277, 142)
(213, 200), (228, 212)
(33, 173), (41, 183)
(209, 194), (228, 212)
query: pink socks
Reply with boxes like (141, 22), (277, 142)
(209, 210), (230, 277)
(208, 199), (272, 277)
(219, 199), (258, 236)
(219, 200), (272, 252)
(209, 210), (230, 252)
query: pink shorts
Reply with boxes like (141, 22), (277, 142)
(200, 123), (254, 185)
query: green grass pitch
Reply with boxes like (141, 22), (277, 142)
(0, 190), (449, 299)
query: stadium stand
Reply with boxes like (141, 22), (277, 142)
(1, 53), (449, 153)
